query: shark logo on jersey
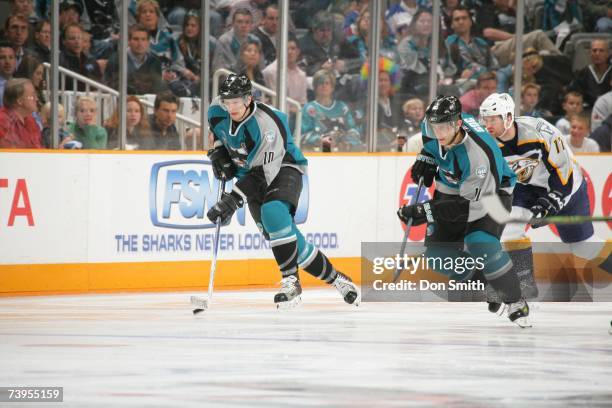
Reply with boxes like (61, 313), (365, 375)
(441, 169), (460, 185)
(228, 143), (249, 167)
(508, 154), (540, 183)
(476, 166), (488, 178)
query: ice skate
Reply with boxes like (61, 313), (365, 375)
(485, 284), (505, 315)
(274, 275), (302, 309)
(507, 298), (532, 328)
(332, 272), (360, 306)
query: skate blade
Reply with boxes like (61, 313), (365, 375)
(512, 317), (532, 328)
(276, 295), (302, 310)
(497, 304), (507, 316)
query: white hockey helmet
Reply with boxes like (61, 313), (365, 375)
(479, 93), (515, 131)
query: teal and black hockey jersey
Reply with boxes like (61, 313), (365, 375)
(421, 113), (516, 222)
(208, 97), (308, 190)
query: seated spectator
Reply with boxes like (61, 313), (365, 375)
(496, 48), (543, 93)
(263, 36), (308, 105)
(460, 71), (497, 116)
(566, 114), (600, 153)
(59, 23), (102, 90)
(299, 12), (346, 77)
(555, 91), (583, 135)
(385, 0), (424, 36)
(568, 39), (612, 109)
(177, 11), (217, 95)
(400, 97), (425, 135)
(59, 0), (82, 32)
(520, 82), (551, 119)
(66, 96), (107, 149)
(445, 7), (499, 81)
(213, 8), (260, 73)
(0, 78), (41, 148)
(27, 20), (51, 63)
(10, 0), (39, 26)
(398, 9), (457, 99)
(300, 69), (363, 152)
(13, 54), (45, 127)
(40, 102), (71, 148)
(228, 0), (268, 28)
(231, 38), (266, 100)
(377, 67), (404, 151)
(592, 80), (612, 131)
(148, 91), (180, 150)
(4, 14), (31, 68)
(0, 43), (17, 107)
(251, 4), (279, 68)
(105, 24), (166, 96)
(590, 114), (612, 152)
(135, 0), (189, 91)
(159, 0), (223, 36)
(578, 0), (612, 33)
(104, 95), (152, 150)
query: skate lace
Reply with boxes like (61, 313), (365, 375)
(333, 273), (352, 295)
(279, 275), (298, 293)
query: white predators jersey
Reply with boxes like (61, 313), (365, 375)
(498, 116), (583, 205)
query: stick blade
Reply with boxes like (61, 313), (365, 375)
(481, 194), (513, 224)
(190, 296), (208, 314)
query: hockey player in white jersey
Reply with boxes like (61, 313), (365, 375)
(479, 93), (611, 302)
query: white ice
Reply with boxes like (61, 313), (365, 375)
(1, 290), (611, 407)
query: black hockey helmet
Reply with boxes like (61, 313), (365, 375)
(425, 95), (462, 124)
(219, 73), (252, 99)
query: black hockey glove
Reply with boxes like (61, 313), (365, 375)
(208, 146), (237, 181)
(411, 150), (437, 187)
(397, 199), (469, 226)
(530, 190), (564, 228)
(206, 191), (244, 225)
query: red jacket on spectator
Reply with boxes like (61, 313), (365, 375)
(0, 107), (42, 148)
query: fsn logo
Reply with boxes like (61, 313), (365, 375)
(149, 160), (309, 229)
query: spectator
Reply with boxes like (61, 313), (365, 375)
(578, 0), (612, 33)
(13, 54), (45, 126)
(40, 102), (71, 148)
(0, 44), (17, 107)
(105, 24), (165, 96)
(400, 97), (425, 135)
(135, 0), (187, 87)
(251, 4), (279, 68)
(4, 14), (31, 68)
(299, 12), (345, 77)
(376, 68), (403, 151)
(496, 48), (543, 93)
(568, 39), (612, 109)
(446, 7), (499, 81)
(0, 78), (41, 148)
(460, 71), (497, 116)
(148, 90), (180, 150)
(301, 69), (362, 152)
(566, 114), (600, 153)
(385, 0), (426, 36)
(79, 0), (118, 43)
(177, 11), (217, 94)
(592, 82), (612, 131)
(441, 0), (460, 38)
(59, 0), (82, 32)
(520, 82), (551, 119)
(10, 0), (39, 27)
(398, 9), (457, 99)
(590, 114), (612, 152)
(555, 91), (584, 135)
(228, 0), (269, 28)
(213, 8), (260, 73)
(27, 20), (51, 63)
(263, 36), (308, 105)
(104, 95), (152, 150)
(231, 38), (266, 100)
(59, 23), (102, 90)
(159, 0), (223, 36)
(67, 96), (107, 149)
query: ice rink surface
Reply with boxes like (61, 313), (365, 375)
(1, 289), (611, 407)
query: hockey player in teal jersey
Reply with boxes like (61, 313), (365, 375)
(397, 96), (530, 326)
(206, 73), (360, 308)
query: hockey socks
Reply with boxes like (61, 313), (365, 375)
(301, 248), (339, 284)
(262, 201), (299, 279)
(505, 240), (539, 299)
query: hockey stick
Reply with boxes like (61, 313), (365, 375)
(191, 179), (226, 314)
(392, 176), (425, 282)
(481, 193), (612, 226)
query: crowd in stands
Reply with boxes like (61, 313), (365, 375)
(0, 0), (610, 153)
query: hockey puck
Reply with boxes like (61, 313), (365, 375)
(193, 308), (205, 315)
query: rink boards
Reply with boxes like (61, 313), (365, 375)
(0, 150), (610, 295)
